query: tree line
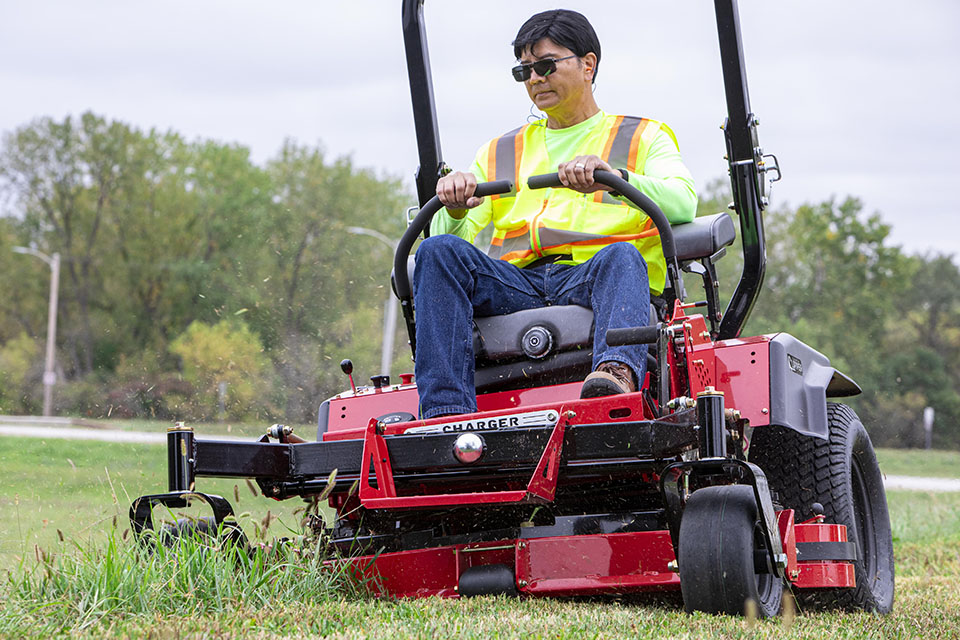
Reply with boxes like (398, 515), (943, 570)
(1, 113), (957, 448)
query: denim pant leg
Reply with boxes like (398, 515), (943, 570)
(550, 243), (650, 385)
(413, 235), (546, 419)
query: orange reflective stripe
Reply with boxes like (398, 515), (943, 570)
(529, 199), (550, 257)
(513, 128), (524, 187)
(594, 115), (625, 204)
(486, 138), (499, 199)
(500, 249), (536, 262)
(503, 224), (530, 239)
(489, 126), (526, 200)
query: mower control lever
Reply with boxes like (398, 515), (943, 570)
(393, 179), (513, 357)
(393, 180), (513, 302)
(526, 170), (677, 264)
(606, 323), (663, 347)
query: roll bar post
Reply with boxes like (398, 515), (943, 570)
(714, 0), (773, 339)
(401, 0), (445, 210)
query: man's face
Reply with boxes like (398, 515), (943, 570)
(518, 38), (591, 114)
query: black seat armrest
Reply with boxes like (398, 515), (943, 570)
(672, 213), (736, 262)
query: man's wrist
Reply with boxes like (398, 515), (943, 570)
(445, 207), (469, 220)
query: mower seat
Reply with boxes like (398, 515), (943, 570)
(399, 212), (736, 393)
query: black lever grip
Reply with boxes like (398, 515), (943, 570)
(472, 179), (513, 198)
(606, 324), (662, 347)
(527, 169), (628, 191)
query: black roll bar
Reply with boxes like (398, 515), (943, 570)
(400, 0), (773, 340)
(401, 0), (445, 208)
(714, 0), (768, 339)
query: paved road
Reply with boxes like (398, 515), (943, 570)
(0, 425), (247, 444)
(2, 424), (958, 492)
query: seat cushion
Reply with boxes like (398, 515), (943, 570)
(474, 305), (594, 362)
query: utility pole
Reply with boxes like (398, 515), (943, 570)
(346, 227), (400, 378)
(12, 247), (61, 416)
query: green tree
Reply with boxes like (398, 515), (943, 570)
(877, 254), (960, 447)
(262, 141), (411, 418)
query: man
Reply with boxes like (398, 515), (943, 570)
(414, 9), (696, 419)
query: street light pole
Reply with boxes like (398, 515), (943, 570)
(346, 227), (400, 378)
(12, 247), (60, 416)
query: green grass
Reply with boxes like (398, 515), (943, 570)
(875, 447), (960, 479)
(1, 435), (959, 637)
(0, 437), (303, 570)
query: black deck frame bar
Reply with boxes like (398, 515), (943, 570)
(171, 411), (697, 494)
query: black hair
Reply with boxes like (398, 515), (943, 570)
(512, 10), (601, 82)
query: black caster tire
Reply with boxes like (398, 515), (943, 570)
(750, 403), (895, 613)
(678, 484), (784, 617)
(159, 516), (248, 550)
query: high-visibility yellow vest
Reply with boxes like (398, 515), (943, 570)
(476, 114), (677, 293)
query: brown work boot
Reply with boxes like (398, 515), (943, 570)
(580, 361), (637, 398)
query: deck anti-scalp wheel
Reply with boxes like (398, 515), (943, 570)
(678, 484), (784, 616)
(158, 516), (248, 550)
(750, 402), (895, 612)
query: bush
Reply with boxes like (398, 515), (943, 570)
(0, 332), (40, 414)
(169, 319), (275, 420)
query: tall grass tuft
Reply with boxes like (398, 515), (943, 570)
(1, 524), (362, 635)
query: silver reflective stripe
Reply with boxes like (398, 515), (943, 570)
(494, 126), (525, 188)
(608, 117), (646, 169)
(538, 227), (605, 248)
(600, 117), (647, 205)
(487, 234), (531, 260)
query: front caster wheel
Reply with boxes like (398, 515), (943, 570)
(678, 484), (783, 617)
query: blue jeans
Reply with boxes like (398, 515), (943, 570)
(413, 235), (650, 419)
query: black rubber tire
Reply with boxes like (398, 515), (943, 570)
(678, 484), (784, 617)
(750, 403), (895, 613)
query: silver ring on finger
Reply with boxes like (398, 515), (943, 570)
(575, 163), (585, 169)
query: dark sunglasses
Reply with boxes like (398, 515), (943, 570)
(511, 55), (578, 82)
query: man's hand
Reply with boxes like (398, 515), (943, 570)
(557, 155), (616, 193)
(437, 171), (483, 219)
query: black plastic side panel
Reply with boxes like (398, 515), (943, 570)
(768, 334), (835, 439)
(317, 400), (331, 440)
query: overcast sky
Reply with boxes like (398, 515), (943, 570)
(1, 0), (957, 256)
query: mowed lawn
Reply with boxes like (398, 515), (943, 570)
(1, 431), (959, 638)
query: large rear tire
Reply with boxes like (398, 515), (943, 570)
(750, 403), (895, 612)
(678, 484), (784, 617)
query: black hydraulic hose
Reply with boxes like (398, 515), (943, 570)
(526, 170), (677, 263)
(393, 179), (513, 301)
